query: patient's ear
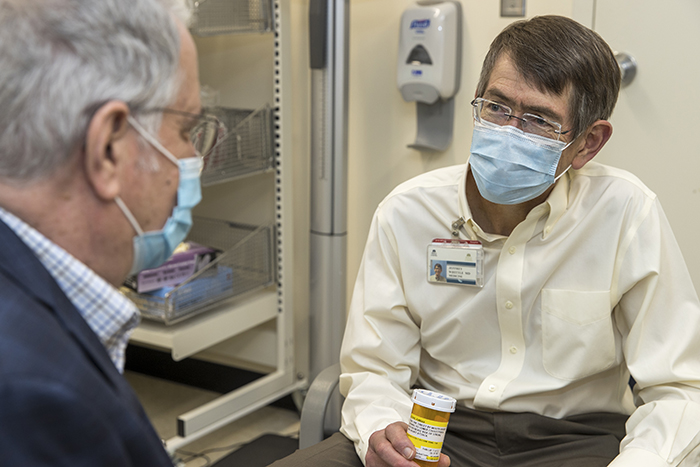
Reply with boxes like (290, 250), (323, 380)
(571, 120), (613, 170)
(83, 101), (131, 201)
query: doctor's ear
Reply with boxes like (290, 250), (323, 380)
(571, 120), (613, 170)
(83, 101), (131, 201)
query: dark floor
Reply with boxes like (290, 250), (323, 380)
(125, 344), (301, 466)
(213, 434), (299, 466)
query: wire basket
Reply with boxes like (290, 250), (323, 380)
(189, 0), (273, 36)
(122, 217), (275, 325)
(202, 105), (274, 186)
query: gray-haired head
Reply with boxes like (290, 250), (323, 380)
(0, 0), (191, 181)
(476, 15), (621, 139)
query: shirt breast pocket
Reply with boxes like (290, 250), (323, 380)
(541, 289), (616, 380)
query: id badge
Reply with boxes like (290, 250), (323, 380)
(427, 239), (484, 287)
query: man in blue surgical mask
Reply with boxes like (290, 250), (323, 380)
(0, 0), (223, 464)
(271, 15), (700, 467)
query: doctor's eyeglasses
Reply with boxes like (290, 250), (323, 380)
(471, 98), (571, 141)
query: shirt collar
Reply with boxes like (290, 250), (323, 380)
(458, 165), (498, 241)
(542, 168), (571, 239)
(459, 163), (571, 241)
(0, 207), (139, 373)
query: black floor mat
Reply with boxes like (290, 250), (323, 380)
(213, 434), (299, 467)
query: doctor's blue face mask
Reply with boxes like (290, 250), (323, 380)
(115, 115), (203, 276)
(468, 119), (574, 205)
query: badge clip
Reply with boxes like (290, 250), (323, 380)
(451, 217), (465, 241)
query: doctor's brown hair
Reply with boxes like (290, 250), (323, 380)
(476, 15), (621, 139)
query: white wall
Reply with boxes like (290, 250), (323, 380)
(592, 0), (700, 293)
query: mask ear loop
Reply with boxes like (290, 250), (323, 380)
(126, 115), (179, 166)
(554, 165), (571, 182)
(115, 196), (145, 236)
(553, 137), (578, 182)
(119, 115), (182, 236)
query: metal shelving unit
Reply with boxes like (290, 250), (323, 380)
(124, 218), (274, 324)
(190, 0), (273, 36)
(202, 105), (274, 186)
(128, 0), (306, 451)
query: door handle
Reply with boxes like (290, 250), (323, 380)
(615, 52), (637, 88)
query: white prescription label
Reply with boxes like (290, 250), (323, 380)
(406, 413), (448, 462)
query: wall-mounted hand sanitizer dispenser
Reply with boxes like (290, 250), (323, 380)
(397, 1), (462, 151)
(398, 1), (462, 105)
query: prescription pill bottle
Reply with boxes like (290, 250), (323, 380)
(406, 389), (456, 467)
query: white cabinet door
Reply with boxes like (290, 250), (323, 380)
(591, 0), (700, 291)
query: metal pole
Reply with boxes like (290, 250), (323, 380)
(308, 0), (349, 431)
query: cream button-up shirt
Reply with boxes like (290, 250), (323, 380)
(339, 161), (700, 466)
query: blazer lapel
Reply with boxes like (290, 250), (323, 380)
(0, 220), (139, 408)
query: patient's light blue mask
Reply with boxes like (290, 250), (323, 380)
(469, 120), (572, 205)
(116, 116), (203, 276)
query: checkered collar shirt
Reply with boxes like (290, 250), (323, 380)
(0, 207), (140, 373)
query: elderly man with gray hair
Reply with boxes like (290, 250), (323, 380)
(0, 0), (225, 464)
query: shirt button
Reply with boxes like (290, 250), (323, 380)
(508, 246), (516, 254)
(510, 346), (518, 354)
(545, 226), (552, 234)
(488, 385), (497, 392)
(505, 301), (514, 309)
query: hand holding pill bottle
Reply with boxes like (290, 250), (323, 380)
(406, 389), (456, 466)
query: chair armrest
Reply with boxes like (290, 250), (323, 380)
(299, 363), (342, 449)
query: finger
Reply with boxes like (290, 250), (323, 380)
(365, 449), (392, 467)
(438, 452), (451, 467)
(367, 427), (416, 467)
(384, 422), (416, 460)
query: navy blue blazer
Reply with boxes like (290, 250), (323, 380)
(0, 220), (173, 466)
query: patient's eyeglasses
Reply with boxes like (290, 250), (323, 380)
(155, 108), (227, 158)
